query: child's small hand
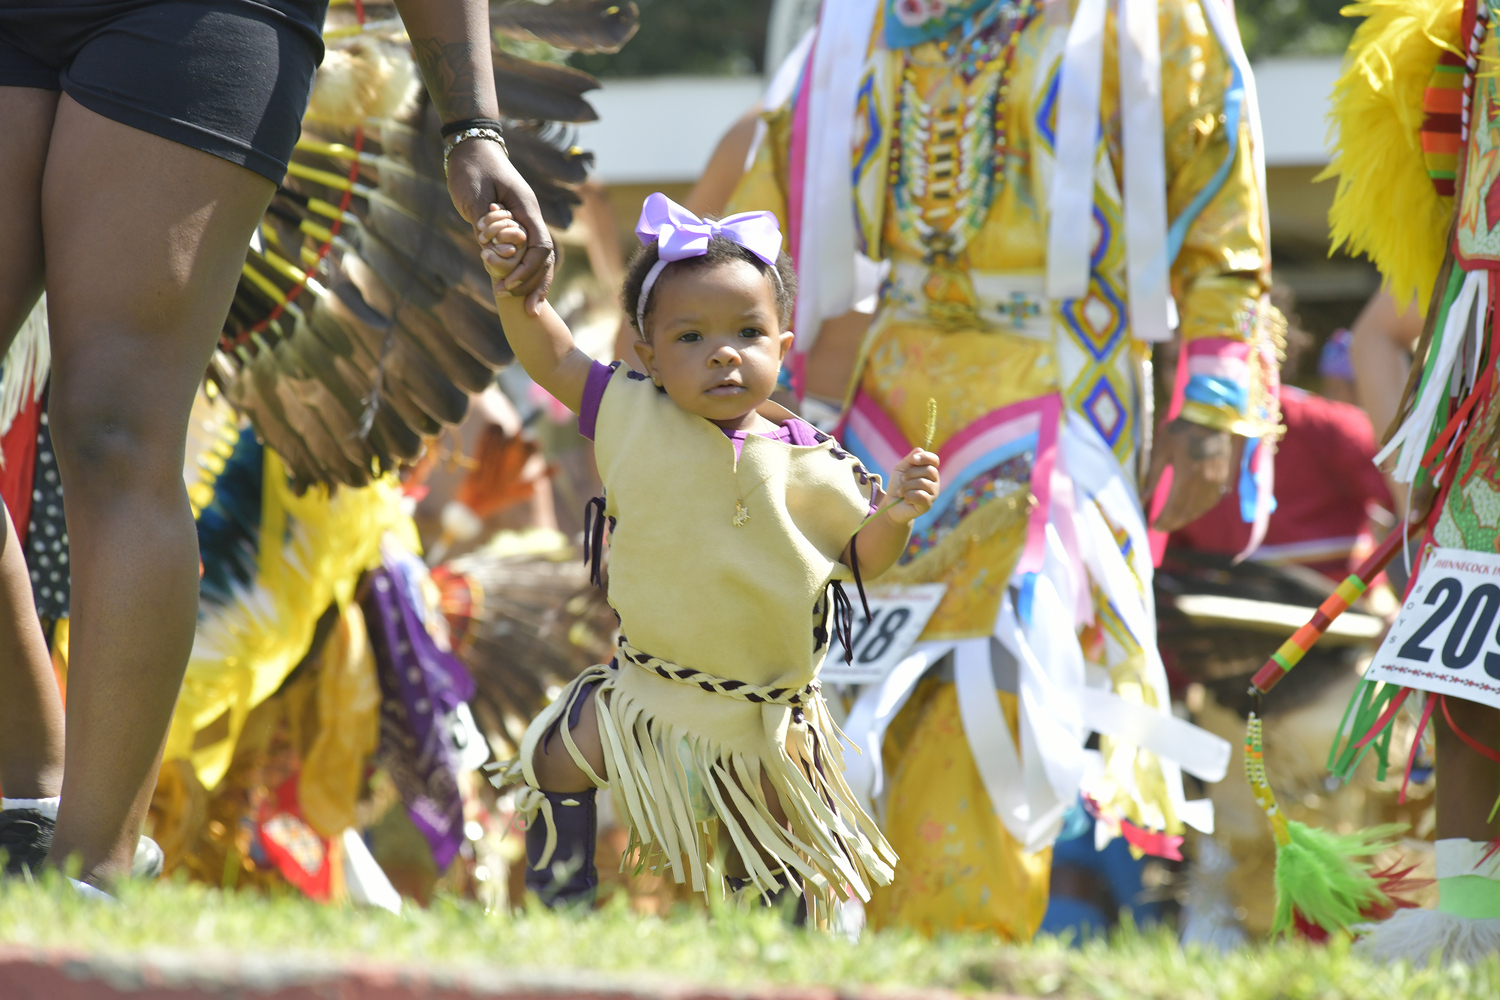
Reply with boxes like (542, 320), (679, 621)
(476, 204), (528, 291)
(885, 449), (941, 524)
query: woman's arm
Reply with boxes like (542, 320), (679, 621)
(1350, 288), (1423, 515)
(1350, 288), (1422, 443)
(847, 449), (940, 578)
(480, 213), (592, 411)
(390, 0), (555, 312)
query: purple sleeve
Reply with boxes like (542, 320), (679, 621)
(782, 417), (823, 447)
(577, 361), (617, 440)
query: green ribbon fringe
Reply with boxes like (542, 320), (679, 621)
(1328, 677), (1404, 782)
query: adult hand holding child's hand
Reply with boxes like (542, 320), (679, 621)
(447, 139), (555, 315)
(477, 204), (528, 286)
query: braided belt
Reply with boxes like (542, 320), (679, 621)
(615, 638), (820, 707)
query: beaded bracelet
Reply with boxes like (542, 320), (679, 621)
(440, 117), (506, 139)
(443, 127), (508, 174)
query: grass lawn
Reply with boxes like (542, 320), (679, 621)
(0, 876), (1496, 999)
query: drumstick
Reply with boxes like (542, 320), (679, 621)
(1250, 511), (1430, 694)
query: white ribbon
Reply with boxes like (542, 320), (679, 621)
(1118, 0), (1172, 342)
(1045, 0), (1107, 301)
(951, 417), (1223, 848)
(841, 643), (954, 815)
(747, 26), (818, 171)
(1076, 687), (1228, 783)
(1375, 269), (1487, 485)
(793, 0), (879, 351)
(954, 635), (1062, 850)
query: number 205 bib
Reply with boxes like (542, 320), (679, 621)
(1367, 548), (1500, 709)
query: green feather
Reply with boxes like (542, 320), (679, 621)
(1272, 820), (1405, 936)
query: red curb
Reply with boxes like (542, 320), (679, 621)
(0, 946), (1030, 1000)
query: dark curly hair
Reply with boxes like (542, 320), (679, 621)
(622, 233), (797, 339)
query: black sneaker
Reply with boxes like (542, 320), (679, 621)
(0, 808), (54, 876)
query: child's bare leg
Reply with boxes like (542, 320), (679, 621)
(525, 684), (606, 907)
(530, 685), (606, 792)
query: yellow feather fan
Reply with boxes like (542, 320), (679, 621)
(165, 448), (417, 790)
(1320, 0), (1464, 313)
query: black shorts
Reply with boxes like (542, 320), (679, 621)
(0, 0), (328, 183)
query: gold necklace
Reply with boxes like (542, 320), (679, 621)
(733, 470), (772, 527)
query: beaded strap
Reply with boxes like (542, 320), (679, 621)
(616, 637), (819, 707)
(1245, 713), (1290, 848)
(443, 127), (508, 173)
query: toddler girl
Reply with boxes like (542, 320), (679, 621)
(479, 193), (939, 919)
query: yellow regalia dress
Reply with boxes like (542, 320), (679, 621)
(727, 0), (1271, 937)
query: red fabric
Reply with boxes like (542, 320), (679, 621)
(1119, 819), (1184, 861)
(0, 394), (42, 538)
(254, 773), (333, 901)
(1169, 387), (1394, 579)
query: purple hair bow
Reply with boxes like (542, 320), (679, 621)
(635, 192), (783, 265)
(632, 193), (784, 332)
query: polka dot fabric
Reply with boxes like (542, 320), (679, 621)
(25, 407), (68, 620)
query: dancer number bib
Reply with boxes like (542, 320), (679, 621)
(1367, 548), (1500, 709)
(822, 583), (946, 684)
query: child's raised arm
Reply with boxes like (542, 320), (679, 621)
(478, 206), (593, 413)
(847, 449), (941, 577)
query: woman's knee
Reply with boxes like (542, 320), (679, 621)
(47, 373), (187, 501)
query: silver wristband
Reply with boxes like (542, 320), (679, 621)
(443, 127), (508, 173)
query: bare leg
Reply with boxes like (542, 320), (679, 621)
(1436, 696), (1500, 842)
(0, 509), (63, 800)
(530, 686), (793, 884)
(531, 687), (607, 793)
(0, 87), (65, 802)
(41, 95), (274, 884)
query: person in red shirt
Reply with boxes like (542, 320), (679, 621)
(1170, 383), (1394, 580)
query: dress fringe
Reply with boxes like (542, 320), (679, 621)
(511, 663), (897, 919)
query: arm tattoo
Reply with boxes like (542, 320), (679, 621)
(410, 36), (486, 120)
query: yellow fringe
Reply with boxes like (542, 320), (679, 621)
(513, 665), (897, 922)
(165, 449), (417, 790)
(298, 601), (382, 839)
(1320, 0), (1464, 314)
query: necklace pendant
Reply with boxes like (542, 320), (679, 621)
(733, 500), (750, 527)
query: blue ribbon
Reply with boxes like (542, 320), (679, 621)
(1018, 571), (1038, 625)
(1183, 373), (1247, 414)
(1238, 436), (1276, 524)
